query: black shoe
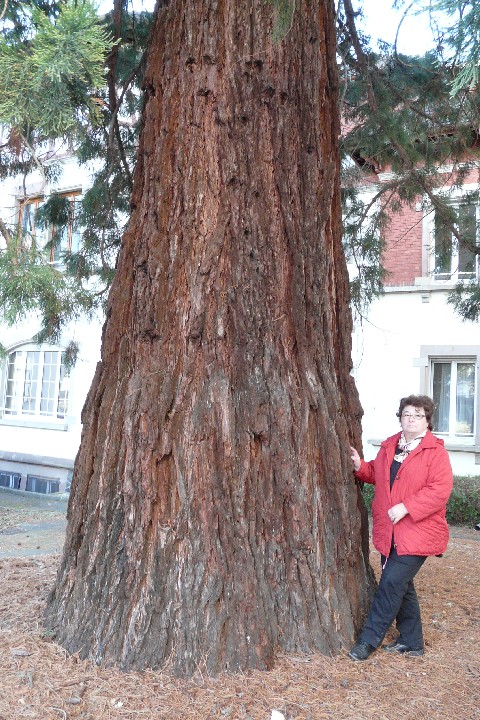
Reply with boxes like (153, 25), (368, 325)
(348, 641), (376, 661)
(475, 523), (480, 531)
(383, 641), (424, 656)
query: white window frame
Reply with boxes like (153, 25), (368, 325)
(26, 474), (60, 494)
(0, 344), (69, 430)
(0, 470), (21, 489)
(432, 203), (479, 281)
(420, 345), (480, 450)
(17, 195), (49, 249)
(17, 190), (82, 267)
(430, 357), (476, 439)
(423, 186), (480, 282)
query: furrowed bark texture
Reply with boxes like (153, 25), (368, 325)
(46, 0), (373, 676)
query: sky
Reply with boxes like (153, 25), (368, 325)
(356, 0), (438, 56)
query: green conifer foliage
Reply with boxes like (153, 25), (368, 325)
(0, 0), (152, 343)
(427, 0), (480, 94)
(2, 0), (480, 340)
(338, 0), (480, 321)
(0, 1), (112, 136)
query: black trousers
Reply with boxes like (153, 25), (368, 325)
(359, 547), (427, 649)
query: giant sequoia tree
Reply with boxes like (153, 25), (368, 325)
(45, 0), (373, 676)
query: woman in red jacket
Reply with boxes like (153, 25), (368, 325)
(348, 394), (453, 661)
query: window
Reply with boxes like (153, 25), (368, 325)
(0, 471), (21, 490)
(431, 359), (476, 437)
(18, 196), (48, 249)
(18, 191), (81, 264)
(26, 475), (60, 494)
(1, 346), (69, 422)
(433, 202), (479, 280)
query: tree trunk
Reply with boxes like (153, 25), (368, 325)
(46, 0), (373, 676)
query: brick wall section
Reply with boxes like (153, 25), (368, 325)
(382, 198), (423, 286)
(380, 166), (480, 287)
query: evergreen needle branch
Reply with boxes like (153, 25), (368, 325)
(393, 2), (415, 63)
(421, 178), (477, 252)
(342, 0), (474, 256)
(108, 52), (146, 134)
(337, 41), (352, 112)
(114, 120), (133, 190)
(100, 226), (109, 272)
(379, 73), (445, 126)
(345, 178), (402, 228)
(0, 0), (8, 21)
(342, 0), (378, 113)
(106, 52), (146, 192)
(342, 0), (442, 131)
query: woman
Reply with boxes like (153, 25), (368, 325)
(348, 394), (453, 661)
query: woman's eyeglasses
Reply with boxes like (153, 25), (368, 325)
(401, 413), (426, 420)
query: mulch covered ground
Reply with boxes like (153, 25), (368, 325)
(0, 522), (478, 719)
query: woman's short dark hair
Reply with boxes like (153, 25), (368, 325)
(396, 394), (435, 430)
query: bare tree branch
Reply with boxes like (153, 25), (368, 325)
(0, 216), (12, 246)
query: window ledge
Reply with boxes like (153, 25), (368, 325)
(442, 441), (478, 453)
(0, 418), (68, 431)
(382, 278), (479, 293)
(382, 281), (455, 293)
(368, 438), (478, 453)
(0, 450), (74, 468)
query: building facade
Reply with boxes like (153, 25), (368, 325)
(2, 143), (478, 492)
(351, 166), (479, 474)
(0, 146), (103, 493)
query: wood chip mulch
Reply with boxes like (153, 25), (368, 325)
(0, 531), (479, 720)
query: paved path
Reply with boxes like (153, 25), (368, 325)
(0, 488), (478, 559)
(0, 489), (68, 558)
(0, 518), (67, 558)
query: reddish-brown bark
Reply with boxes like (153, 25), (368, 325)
(46, 0), (373, 676)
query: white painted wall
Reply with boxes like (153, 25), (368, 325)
(0, 149), (105, 491)
(0, 313), (102, 460)
(352, 285), (479, 475)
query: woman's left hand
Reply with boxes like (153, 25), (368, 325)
(388, 503), (408, 525)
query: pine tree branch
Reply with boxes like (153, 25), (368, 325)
(19, 131), (46, 188)
(342, 1), (448, 143)
(342, 0), (474, 254)
(340, 0), (480, 303)
(113, 121), (133, 189)
(393, 2), (414, 61)
(104, 0), (136, 191)
(109, 52), (147, 133)
(342, 0), (378, 114)
(106, 53), (146, 192)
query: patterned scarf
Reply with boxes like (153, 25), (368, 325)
(393, 430), (427, 463)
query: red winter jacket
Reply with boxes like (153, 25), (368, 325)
(355, 430), (453, 557)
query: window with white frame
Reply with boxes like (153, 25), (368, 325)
(18, 191), (81, 264)
(1, 346), (69, 422)
(18, 196), (48, 249)
(431, 359), (476, 438)
(26, 475), (60, 494)
(0, 471), (21, 490)
(433, 202), (479, 280)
